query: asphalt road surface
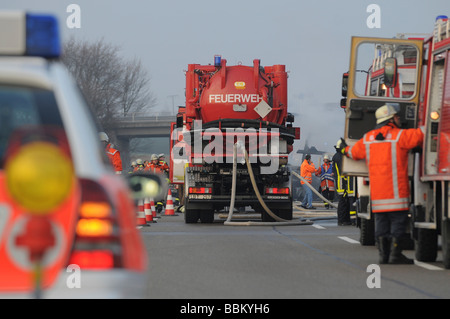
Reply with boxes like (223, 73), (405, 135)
(140, 209), (450, 299)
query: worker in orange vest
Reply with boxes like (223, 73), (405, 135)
(336, 104), (424, 264)
(134, 158), (145, 172)
(145, 154), (164, 174)
(315, 154), (335, 209)
(99, 132), (122, 174)
(300, 154), (316, 210)
(158, 153), (169, 174)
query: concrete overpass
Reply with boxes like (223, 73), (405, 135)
(107, 113), (176, 168)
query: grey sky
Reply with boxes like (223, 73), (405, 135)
(3, 0), (449, 157)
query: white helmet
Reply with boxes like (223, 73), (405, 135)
(151, 154), (158, 161)
(375, 104), (398, 124)
(136, 158), (144, 165)
(323, 154), (330, 161)
(99, 132), (109, 142)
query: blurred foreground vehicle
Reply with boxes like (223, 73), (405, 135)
(0, 12), (152, 298)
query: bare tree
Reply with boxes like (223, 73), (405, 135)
(61, 37), (156, 128)
(120, 57), (156, 116)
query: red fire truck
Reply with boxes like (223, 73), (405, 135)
(413, 15), (450, 268)
(170, 56), (300, 223)
(341, 16), (450, 268)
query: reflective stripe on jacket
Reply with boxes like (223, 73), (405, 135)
(316, 162), (335, 191)
(145, 163), (164, 174)
(345, 123), (423, 213)
(333, 160), (354, 196)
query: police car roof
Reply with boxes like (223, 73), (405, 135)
(0, 57), (55, 89)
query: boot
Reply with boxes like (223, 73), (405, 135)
(377, 237), (391, 264)
(389, 237), (414, 264)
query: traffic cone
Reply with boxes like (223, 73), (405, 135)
(164, 189), (177, 216)
(150, 198), (157, 219)
(144, 198), (155, 223)
(136, 199), (148, 226)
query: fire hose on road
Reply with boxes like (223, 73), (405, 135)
(224, 142), (313, 226)
(290, 171), (338, 209)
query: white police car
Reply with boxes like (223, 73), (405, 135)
(0, 12), (150, 298)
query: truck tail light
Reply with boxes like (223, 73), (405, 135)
(68, 179), (122, 270)
(265, 187), (290, 195)
(294, 127), (301, 140)
(189, 187), (212, 194)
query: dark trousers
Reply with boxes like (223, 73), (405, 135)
(374, 212), (409, 238)
(321, 189), (334, 205)
(337, 194), (350, 223)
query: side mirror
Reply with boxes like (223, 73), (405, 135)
(384, 57), (397, 88)
(286, 112), (295, 123)
(176, 115), (183, 128)
(127, 172), (168, 201)
(341, 73), (348, 97)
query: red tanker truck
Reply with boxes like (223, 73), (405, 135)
(170, 56), (300, 223)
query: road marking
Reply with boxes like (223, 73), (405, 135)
(312, 224), (326, 230)
(414, 260), (444, 271)
(338, 236), (360, 244)
(336, 237), (445, 270)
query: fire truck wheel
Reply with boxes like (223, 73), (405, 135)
(184, 206), (199, 224)
(359, 218), (375, 246)
(278, 209), (293, 221)
(442, 219), (450, 269)
(261, 208), (292, 222)
(199, 211), (214, 223)
(414, 228), (438, 262)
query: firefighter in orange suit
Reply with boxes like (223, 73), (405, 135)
(99, 132), (123, 174)
(300, 154), (316, 210)
(158, 153), (169, 173)
(315, 154), (335, 209)
(336, 104), (424, 264)
(145, 154), (164, 174)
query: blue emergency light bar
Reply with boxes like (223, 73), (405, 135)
(435, 15), (448, 21)
(25, 13), (60, 58)
(0, 12), (60, 58)
(214, 55), (221, 67)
